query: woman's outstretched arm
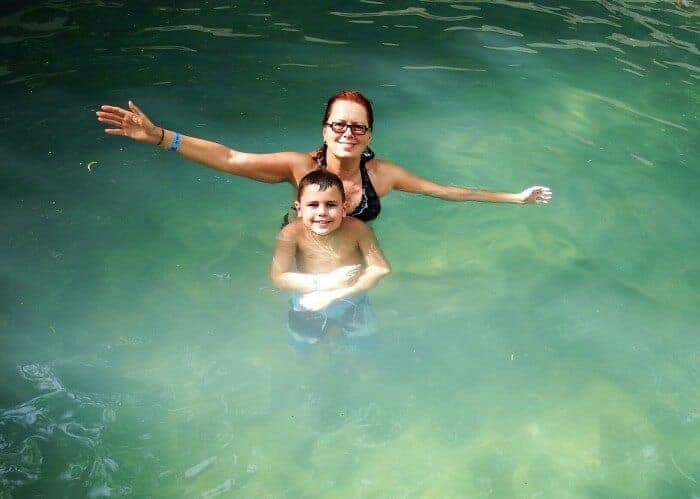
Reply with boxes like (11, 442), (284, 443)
(382, 161), (552, 204)
(96, 100), (311, 184)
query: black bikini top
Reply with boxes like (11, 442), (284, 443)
(317, 146), (381, 223)
(281, 147), (382, 227)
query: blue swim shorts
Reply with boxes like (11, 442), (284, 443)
(287, 292), (378, 346)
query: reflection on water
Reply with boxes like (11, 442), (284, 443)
(1, 0), (699, 496)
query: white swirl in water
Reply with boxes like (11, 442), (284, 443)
(1, 364), (121, 494)
(18, 363), (65, 391)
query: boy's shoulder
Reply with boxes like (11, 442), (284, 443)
(339, 216), (371, 236)
(342, 216), (369, 228)
(278, 219), (304, 239)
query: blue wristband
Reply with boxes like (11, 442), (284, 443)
(169, 131), (182, 151)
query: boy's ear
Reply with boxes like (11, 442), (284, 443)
(293, 201), (300, 213)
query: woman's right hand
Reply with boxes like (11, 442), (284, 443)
(96, 100), (161, 144)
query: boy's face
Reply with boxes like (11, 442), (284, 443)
(295, 184), (346, 235)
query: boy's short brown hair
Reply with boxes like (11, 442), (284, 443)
(296, 169), (346, 202)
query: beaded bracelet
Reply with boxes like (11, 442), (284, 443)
(169, 131), (182, 151)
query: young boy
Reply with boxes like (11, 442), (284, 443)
(270, 170), (391, 346)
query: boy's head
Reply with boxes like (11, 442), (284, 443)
(296, 169), (346, 202)
(295, 170), (346, 235)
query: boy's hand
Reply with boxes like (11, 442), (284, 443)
(323, 265), (361, 289)
(299, 290), (340, 311)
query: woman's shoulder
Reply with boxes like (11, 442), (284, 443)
(366, 156), (402, 174)
(364, 156), (407, 193)
(286, 152), (322, 184)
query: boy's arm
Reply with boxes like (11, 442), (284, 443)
(270, 226), (363, 293)
(344, 221), (392, 294)
(299, 222), (391, 311)
(270, 227), (318, 293)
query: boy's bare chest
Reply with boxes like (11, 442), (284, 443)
(297, 232), (363, 272)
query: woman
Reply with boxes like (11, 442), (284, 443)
(96, 90), (551, 222)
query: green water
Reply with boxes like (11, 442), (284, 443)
(1, 0), (698, 497)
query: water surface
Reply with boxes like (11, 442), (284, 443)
(1, 0), (698, 497)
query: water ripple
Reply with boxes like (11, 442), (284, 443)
(450, 0), (563, 17)
(608, 33), (667, 48)
(304, 36), (348, 45)
(120, 45), (197, 53)
(184, 455), (217, 479)
(484, 45), (538, 53)
(529, 39), (625, 53)
(278, 63), (319, 68)
(563, 14), (622, 27)
(143, 25), (261, 38)
(445, 25), (523, 37)
(402, 65), (487, 71)
(649, 29), (699, 55)
(662, 60), (700, 73)
(331, 6), (480, 22)
(579, 89), (689, 132)
(622, 67), (645, 77)
(615, 57), (646, 71)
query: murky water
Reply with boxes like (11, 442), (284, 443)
(1, 0), (698, 497)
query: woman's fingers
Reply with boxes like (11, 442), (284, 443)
(128, 100), (144, 117)
(534, 186), (552, 203)
(104, 128), (126, 136)
(519, 185), (553, 204)
(100, 104), (128, 116)
(96, 115), (123, 127)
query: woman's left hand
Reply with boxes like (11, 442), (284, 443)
(518, 185), (552, 204)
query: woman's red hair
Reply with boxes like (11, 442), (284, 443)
(322, 89), (374, 129)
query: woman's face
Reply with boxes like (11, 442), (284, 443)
(322, 100), (372, 160)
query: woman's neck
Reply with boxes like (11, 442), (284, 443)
(325, 153), (361, 178)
